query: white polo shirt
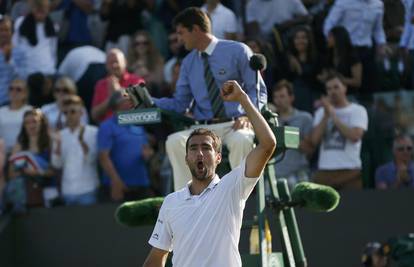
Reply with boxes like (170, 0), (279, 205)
(148, 159), (259, 267)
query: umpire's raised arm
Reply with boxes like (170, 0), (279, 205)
(221, 80), (276, 178)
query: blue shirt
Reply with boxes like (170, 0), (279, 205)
(98, 116), (150, 187)
(59, 0), (93, 44)
(323, 0), (386, 47)
(153, 38), (267, 120)
(375, 161), (414, 188)
(0, 47), (27, 105)
(400, 0), (414, 49)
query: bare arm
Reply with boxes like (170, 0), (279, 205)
(143, 247), (169, 267)
(221, 81), (276, 178)
(331, 114), (364, 143)
(99, 150), (126, 201)
(310, 114), (328, 147)
(91, 98), (111, 123)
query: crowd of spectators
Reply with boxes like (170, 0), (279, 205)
(0, 0), (413, 214)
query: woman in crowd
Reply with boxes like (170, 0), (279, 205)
(41, 76), (89, 131)
(7, 109), (57, 211)
(127, 30), (165, 94)
(318, 25), (362, 95)
(282, 25), (321, 113)
(0, 78), (32, 154)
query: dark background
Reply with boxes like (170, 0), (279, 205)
(0, 189), (413, 267)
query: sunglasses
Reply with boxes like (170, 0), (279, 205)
(63, 109), (79, 115)
(396, 146), (413, 152)
(55, 87), (72, 94)
(9, 86), (23, 92)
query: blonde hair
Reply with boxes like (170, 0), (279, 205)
(54, 76), (77, 94)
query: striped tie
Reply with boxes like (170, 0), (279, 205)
(201, 52), (226, 118)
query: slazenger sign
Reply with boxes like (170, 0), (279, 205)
(117, 108), (162, 125)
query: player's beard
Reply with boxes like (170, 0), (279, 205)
(188, 160), (215, 181)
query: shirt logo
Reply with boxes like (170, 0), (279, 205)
(157, 219), (163, 224)
(152, 233), (159, 240)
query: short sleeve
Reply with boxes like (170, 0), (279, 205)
(221, 159), (260, 202)
(148, 202), (173, 252)
(350, 105), (368, 130)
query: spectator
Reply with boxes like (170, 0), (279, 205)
(0, 138), (6, 213)
(245, 0), (310, 39)
(400, 0), (414, 89)
(91, 48), (144, 124)
(100, 0), (144, 55)
(323, 0), (386, 96)
(0, 79), (32, 154)
(245, 37), (276, 90)
(375, 135), (414, 189)
(12, 0), (57, 77)
(361, 242), (389, 267)
(57, 45), (106, 112)
(272, 80), (314, 188)
(200, 0), (239, 40)
(98, 92), (154, 202)
(318, 26), (362, 94)
(127, 30), (165, 92)
(7, 109), (56, 211)
(311, 71), (368, 190)
(27, 72), (55, 107)
(0, 14), (26, 106)
(41, 76), (89, 131)
(282, 25), (321, 113)
(52, 95), (99, 206)
(50, 0), (95, 62)
(163, 31), (186, 85)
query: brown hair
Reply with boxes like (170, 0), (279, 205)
(62, 95), (84, 107)
(185, 128), (221, 154)
(127, 30), (164, 72)
(173, 7), (211, 33)
(324, 70), (346, 85)
(18, 109), (50, 153)
(273, 79), (294, 96)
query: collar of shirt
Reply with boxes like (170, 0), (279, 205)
(200, 36), (219, 57)
(183, 175), (220, 200)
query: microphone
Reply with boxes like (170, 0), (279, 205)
(290, 182), (340, 212)
(115, 197), (164, 227)
(249, 53), (267, 110)
(249, 53), (267, 71)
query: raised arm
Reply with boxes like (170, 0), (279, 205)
(221, 80), (276, 178)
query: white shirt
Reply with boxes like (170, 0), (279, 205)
(323, 0), (386, 47)
(400, 0), (414, 49)
(313, 103), (368, 170)
(149, 159), (259, 267)
(246, 0), (308, 36)
(201, 3), (238, 39)
(12, 16), (57, 76)
(41, 102), (89, 130)
(0, 105), (32, 153)
(51, 125), (99, 196)
(58, 46), (106, 82)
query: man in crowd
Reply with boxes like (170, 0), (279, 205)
(91, 48), (144, 123)
(311, 71), (368, 189)
(98, 92), (153, 201)
(153, 7), (267, 191)
(375, 134), (414, 189)
(143, 80), (276, 267)
(272, 80), (314, 187)
(52, 95), (99, 206)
